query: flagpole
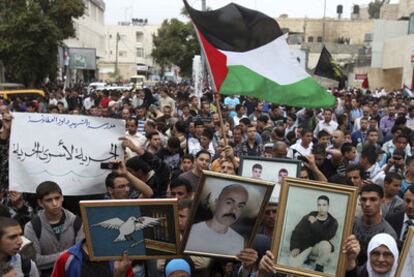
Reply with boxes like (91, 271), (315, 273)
(189, 21), (229, 146)
(322, 0), (327, 44)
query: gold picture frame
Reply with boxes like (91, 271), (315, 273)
(80, 198), (180, 261)
(271, 177), (358, 277)
(396, 226), (414, 277)
(180, 170), (274, 259)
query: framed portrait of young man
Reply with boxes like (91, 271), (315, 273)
(271, 177), (358, 277)
(396, 226), (414, 276)
(239, 156), (301, 203)
(80, 199), (180, 261)
(181, 170), (274, 259)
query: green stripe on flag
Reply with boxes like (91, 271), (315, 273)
(220, 65), (336, 108)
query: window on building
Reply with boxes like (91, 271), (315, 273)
(110, 51), (113, 55)
(119, 34), (127, 41)
(109, 34), (112, 39)
(317, 36), (323, 42)
(409, 13), (414, 34)
(136, 32), (144, 42)
(119, 51), (127, 57)
(308, 36), (314, 42)
(136, 48), (144, 58)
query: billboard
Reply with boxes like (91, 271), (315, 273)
(68, 48), (97, 70)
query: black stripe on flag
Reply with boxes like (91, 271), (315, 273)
(183, 0), (283, 52)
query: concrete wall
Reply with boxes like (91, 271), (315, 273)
(277, 17), (374, 45)
(352, 67), (403, 90)
(398, 0), (414, 19)
(371, 20), (409, 68)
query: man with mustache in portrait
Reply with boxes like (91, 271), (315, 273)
(185, 184), (248, 255)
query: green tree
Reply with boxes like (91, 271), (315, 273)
(0, 0), (84, 86)
(152, 18), (199, 77)
(368, 0), (388, 19)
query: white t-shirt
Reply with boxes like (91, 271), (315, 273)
(185, 221), (244, 256)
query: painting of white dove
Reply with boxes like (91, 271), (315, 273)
(92, 216), (161, 242)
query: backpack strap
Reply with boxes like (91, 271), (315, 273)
(30, 216), (42, 239)
(73, 215), (82, 239)
(21, 255), (31, 277)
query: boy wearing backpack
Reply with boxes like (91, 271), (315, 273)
(0, 217), (38, 276)
(24, 182), (83, 277)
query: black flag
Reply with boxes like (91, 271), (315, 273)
(314, 46), (347, 89)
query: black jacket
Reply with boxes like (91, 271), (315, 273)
(290, 211), (338, 252)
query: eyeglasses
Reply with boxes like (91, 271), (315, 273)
(393, 156), (403, 161)
(370, 251), (393, 259)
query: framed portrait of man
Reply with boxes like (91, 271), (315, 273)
(271, 177), (358, 277)
(396, 226), (414, 276)
(239, 157), (301, 203)
(80, 199), (180, 261)
(181, 170), (274, 259)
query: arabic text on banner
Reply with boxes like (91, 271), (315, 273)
(9, 113), (125, 195)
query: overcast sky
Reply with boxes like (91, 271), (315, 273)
(104, 0), (400, 25)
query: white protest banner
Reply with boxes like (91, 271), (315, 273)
(9, 113), (125, 195)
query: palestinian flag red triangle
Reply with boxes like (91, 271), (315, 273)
(184, 0), (336, 108)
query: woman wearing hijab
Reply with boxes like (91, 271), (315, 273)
(346, 233), (399, 277)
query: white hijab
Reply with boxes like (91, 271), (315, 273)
(367, 233), (399, 277)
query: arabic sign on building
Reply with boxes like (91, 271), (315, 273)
(9, 113), (125, 195)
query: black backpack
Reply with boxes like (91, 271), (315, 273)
(21, 255), (31, 277)
(30, 215), (82, 241)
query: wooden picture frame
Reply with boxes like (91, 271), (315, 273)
(396, 226), (414, 277)
(181, 170), (274, 259)
(271, 177), (358, 277)
(80, 199), (180, 261)
(239, 156), (301, 203)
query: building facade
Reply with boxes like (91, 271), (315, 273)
(99, 22), (160, 81)
(62, 0), (106, 84)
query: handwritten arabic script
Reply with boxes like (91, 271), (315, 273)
(27, 114), (117, 130)
(12, 140), (119, 166)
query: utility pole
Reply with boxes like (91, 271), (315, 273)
(322, 0), (327, 44)
(115, 33), (120, 78)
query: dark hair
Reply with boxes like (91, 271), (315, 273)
(345, 164), (363, 176)
(257, 115), (269, 123)
(317, 195), (330, 205)
(317, 130), (330, 139)
(312, 143), (326, 156)
(391, 126), (402, 134)
(178, 199), (193, 210)
(202, 128), (214, 141)
(367, 128), (378, 136)
(235, 104), (244, 112)
(0, 217), (19, 238)
(167, 137), (181, 150)
(287, 113), (297, 121)
(36, 181), (62, 200)
(301, 128), (312, 137)
(174, 120), (186, 133)
(361, 145), (377, 165)
(195, 149), (211, 159)
(239, 118), (251, 125)
(127, 117), (138, 125)
(105, 172), (126, 188)
(126, 156), (151, 173)
(194, 119), (204, 127)
(360, 184), (384, 198)
(405, 185), (414, 195)
(170, 178), (193, 193)
(252, 163), (263, 170)
(396, 134), (409, 143)
(181, 154), (194, 162)
(146, 131), (160, 140)
(384, 172), (402, 184)
(341, 143), (354, 155)
(0, 204), (11, 218)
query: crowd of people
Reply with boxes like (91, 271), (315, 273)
(0, 82), (414, 276)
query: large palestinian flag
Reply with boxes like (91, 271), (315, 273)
(184, 1), (336, 108)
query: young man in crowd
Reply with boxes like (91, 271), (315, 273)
(24, 182), (84, 276)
